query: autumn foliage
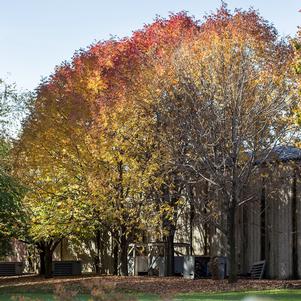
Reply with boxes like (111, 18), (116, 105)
(12, 6), (298, 281)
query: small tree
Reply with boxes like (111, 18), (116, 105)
(0, 140), (25, 257)
(0, 80), (28, 258)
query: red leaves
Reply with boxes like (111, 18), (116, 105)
(37, 12), (199, 105)
(200, 5), (277, 45)
(35, 7), (277, 116)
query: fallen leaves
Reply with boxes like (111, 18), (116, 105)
(1, 275), (301, 295)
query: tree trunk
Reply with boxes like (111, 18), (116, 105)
(188, 184), (195, 255)
(163, 216), (176, 276)
(203, 181), (209, 256)
(203, 206), (209, 256)
(37, 239), (61, 278)
(242, 205), (248, 272)
(112, 230), (119, 275)
(227, 204), (237, 283)
(120, 226), (128, 276)
(101, 230), (109, 274)
(94, 229), (101, 274)
(161, 182), (177, 276)
(44, 244), (53, 278)
(39, 251), (45, 275)
(165, 228), (175, 276)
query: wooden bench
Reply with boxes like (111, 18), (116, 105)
(249, 260), (266, 279)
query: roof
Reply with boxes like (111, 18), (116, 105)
(256, 145), (301, 164)
(272, 146), (301, 162)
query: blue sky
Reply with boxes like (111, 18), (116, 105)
(0, 0), (300, 91)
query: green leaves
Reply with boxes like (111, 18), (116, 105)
(0, 79), (31, 139)
(0, 139), (26, 243)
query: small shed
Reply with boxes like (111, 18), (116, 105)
(128, 242), (190, 276)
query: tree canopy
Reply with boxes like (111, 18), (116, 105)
(9, 6), (301, 281)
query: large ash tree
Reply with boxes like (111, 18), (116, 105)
(140, 6), (297, 282)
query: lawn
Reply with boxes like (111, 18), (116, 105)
(1, 276), (301, 300)
(175, 290), (301, 300)
(0, 290), (301, 301)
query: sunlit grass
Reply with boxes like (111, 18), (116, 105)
(175, 289), (301, 300)
(0, 289), (301, 301)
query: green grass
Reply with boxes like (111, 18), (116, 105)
(175, 289), (301, 300)
(0, 289), (301, 301)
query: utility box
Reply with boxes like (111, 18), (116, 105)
(183, 256), (211, 279)
(52, 261), (82, 276)
(215, 256), (227, 279)
(155, 256), (184, 276)
(208, 256), (228, 279)
(157, 257), (165, 276)
(174, 256), (184, 276)
(131, 255), (185, 277)
(134, 256), (149, 276)
(184, 256), (228, 279)
(0, 262), (23, 276)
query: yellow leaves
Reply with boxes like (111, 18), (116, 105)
(86, 74), (107, 94)
(104, 59), (114, 69)
(260, 171), (269, 178)
(176, 197), (185, 207)
(291, 108), (301, 126)
(159, 203), (175, 221)
(155, 65), (165, 77)
(56, 201), (63, 208)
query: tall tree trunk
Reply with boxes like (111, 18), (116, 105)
(101, 230), (109, 274)
(44, 244), (53, 278)
(164, 220), (176, 276)
(242, 205), (248, 272)
(120, 225), (129, 276)
(161, 176), (181, 277)
(203, 206), (209, 256)
(39, 250), (45, 275)
(112, 230), (119, 275)
(37, 239), (61, 278)
(167, 229), (175, 276)
(203, 181), (210, 256)
(228, 100), (239, 283)
(94, 229), (101, 274)
(227, 203), (237, 283)
(188, 185), (195, 255)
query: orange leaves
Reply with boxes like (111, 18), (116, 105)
(200, 4), (277, 56)
(15, 5), (296, 248)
